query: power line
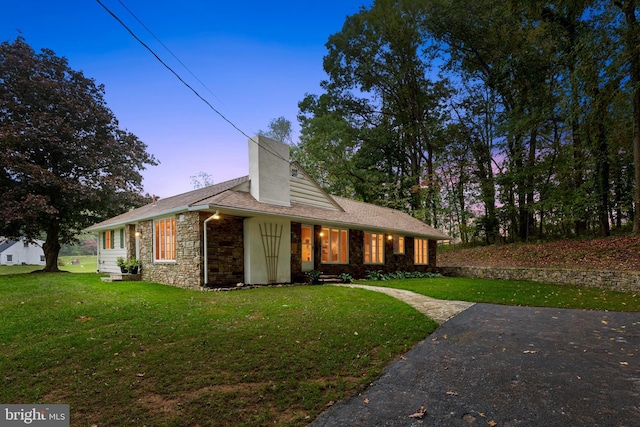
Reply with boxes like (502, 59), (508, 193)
(116, 0), (224, 106)
(95, 0), (290, 164)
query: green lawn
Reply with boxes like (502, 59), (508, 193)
(57, 255), (98, 273)
(3, 273), (638, 426)
(0, 256), (97, 275)
(362, 276), (640, 312)
(0, 273), (434, 426)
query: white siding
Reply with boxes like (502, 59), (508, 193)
(96, 228), (127, 273)
(0, 239), (45, 265)
(290, 172), (342, 211)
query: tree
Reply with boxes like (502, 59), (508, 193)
(258, 116), (293, 145)
(614, 1), (640, 233)
(190, 171), (214, 189)
(0, 38), (158, 271)
(297, 0), (450, 222)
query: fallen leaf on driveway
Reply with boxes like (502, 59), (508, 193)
(363, 397), (370, 404)
(446, 391), (458, 396)
(523, 350), (538, 354)
(488, 420), (498, 426)
(408, 405), (426, 419)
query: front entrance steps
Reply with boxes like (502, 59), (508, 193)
(318, 274), (342, 284)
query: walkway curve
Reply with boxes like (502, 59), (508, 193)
(331, 283), (474, 324)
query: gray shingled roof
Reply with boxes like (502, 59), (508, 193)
(86, 175), (451, 240)
(0, 239), (18, 253)
(85, 176), (249, 231)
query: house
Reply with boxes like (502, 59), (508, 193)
(86, 136), (451, 289)
(0, 237), (45, 266)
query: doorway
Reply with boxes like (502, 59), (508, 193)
(301, 225), (314, 272)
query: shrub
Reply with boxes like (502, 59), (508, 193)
(365, 270), (442, 281)
(338, 272), (354, 283)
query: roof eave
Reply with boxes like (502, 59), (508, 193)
(189, 204), (451, 240)
(84, 205), (190, 232)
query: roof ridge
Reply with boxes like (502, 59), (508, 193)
(187, 176), (248, 206)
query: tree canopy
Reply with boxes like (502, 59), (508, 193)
(296, 0), (640, 243)
(0, 37), (158, 271)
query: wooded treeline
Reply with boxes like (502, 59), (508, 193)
(292, 0), (640, 243)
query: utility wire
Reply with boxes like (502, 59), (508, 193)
(117, 0), (224, 106)
(96, 0), (289, 164)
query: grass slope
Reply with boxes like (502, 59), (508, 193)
(439, 235), (640, 271)
(0, 273), (434, 426)
(364, 277), (640, 311)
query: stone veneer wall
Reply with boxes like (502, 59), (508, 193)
(139, 211), (203, 290)
(290, 222), (303, 282)
(311, 225), (438, 278)
(438, 266), (640, 294)
(205, 215), (244, 287)
(125, 224), (136, 260)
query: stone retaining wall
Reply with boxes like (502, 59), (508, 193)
(439, 266), (640, 294)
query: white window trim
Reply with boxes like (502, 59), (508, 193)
(321, 227), (349, 264)
(414, 238), (429, 265)
(393, 235), (405, 255)
(154, 217), (177, 263)
(364, 232), (385, 264)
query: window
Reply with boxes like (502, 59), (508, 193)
(120, 229), (125, 249)
(40, 255), (45, 262)
(364, 232), (384, 264)
(6, 255), (13, 262)
(393, 235), (405, 254)
(103, 230), (114, 249)
(321, 227), (348, 263)
(155, 217), (177, 261)
(414, 238), (428, 265)
(23, 241), (29, 248)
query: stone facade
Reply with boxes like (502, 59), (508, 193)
(439, 266), (640, 294)
(205, 215), (244, 287)
(125, 224), (136, 259)
(290, 222), (304, 282)
(138, 211), (203, 290)
(137, 216), (440, 289)
(305, 225), (438, 278)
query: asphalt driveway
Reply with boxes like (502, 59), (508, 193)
(312, 303), (640, 426)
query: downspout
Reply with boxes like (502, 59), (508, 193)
(95, 233), (100, 273)
(203, 211), (220, 286)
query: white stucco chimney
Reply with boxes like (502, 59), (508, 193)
(248, 135), (291, 206)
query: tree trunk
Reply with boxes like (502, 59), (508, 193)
(593, 85), (612, 237)
(525, 129), (538, 240)
(618, 1), (640, 233)
(42, 222), (61, 272)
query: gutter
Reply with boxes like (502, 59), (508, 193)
(189, 204), (451, 241)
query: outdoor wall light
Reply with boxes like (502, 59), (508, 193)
(212, 210), (220, 220)
(135, 231), (141, 237)
(387, 234), (393, 240)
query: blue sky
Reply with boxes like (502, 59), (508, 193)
(3, 1), (370, 197)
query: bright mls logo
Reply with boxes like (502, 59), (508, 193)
(1, 405), (69, 426)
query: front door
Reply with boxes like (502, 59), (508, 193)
(301, 225), (314, 272)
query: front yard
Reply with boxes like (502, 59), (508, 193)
(2, 272), (638, 426)
(0, 273), (433, 426)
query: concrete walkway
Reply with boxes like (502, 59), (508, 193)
(331, 283), (474, 324)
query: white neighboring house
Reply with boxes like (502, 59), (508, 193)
(0, 238), (46, 266)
